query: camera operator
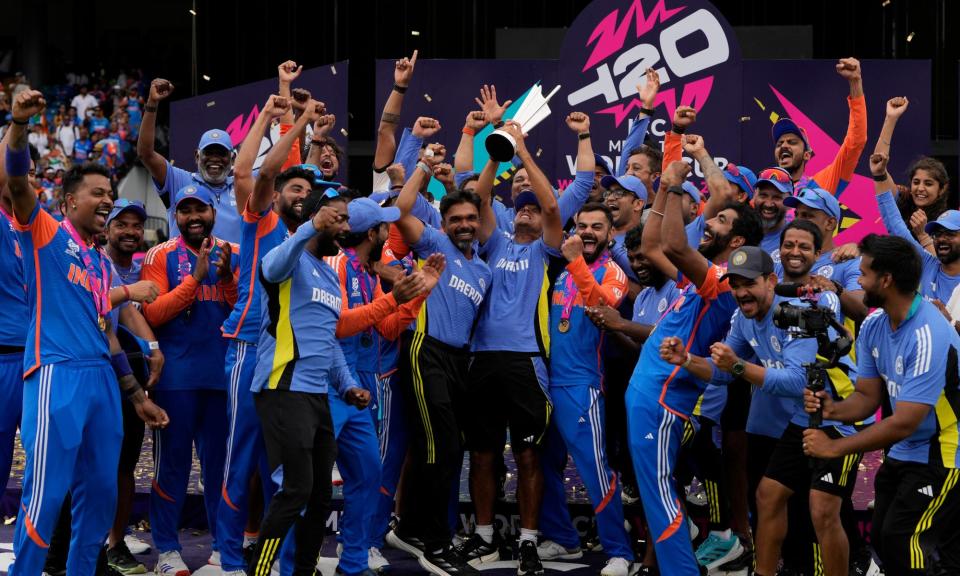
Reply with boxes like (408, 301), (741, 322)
(803, 234), (960, 576)
(660, 243), (858, 576)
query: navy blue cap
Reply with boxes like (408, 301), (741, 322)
(514, 190), (540, 212)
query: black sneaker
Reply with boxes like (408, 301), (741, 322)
(419, 546), (480, 576)
(106, 541), (147, 575)
(516, 540), (543, 576)
(385, 528), (427, 559)
(455, 533), (500, 566)
(243, 543), (256, 567)
(621, 482), (641, 505)
(638, 565), (660, 576)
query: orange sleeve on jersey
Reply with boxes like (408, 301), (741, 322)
(566, 256), (627, 308)
(11, 207), (60, 249)
(278, 123), (302, 171)
(384, 223), (410, 262)
(812, 95), (868, 195)
(378, 295), (426, 341)
(662, 130), (683, 173)
(141, 246), (200, 327)
(335, 292), (399, 339)
(695, 264), (730, 301)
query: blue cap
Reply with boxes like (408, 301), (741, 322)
(106, 199), (147, 227)
(514, 190), (540, 212)
(174, 184), (215, 208)
(594, 154), (613, 176)
(198, 129), (232, 152)
(783, 187), (841, 221)
(681, 182), (701, 204)
(600, 174), (647, 203)
(924, 210), (960, 235)
(772, 118), (812, 153)
(348, 197), (401, 233)
(723, 164), (757, 200)
(755, 167), (794, 195)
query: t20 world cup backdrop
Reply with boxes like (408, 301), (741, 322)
(375, 0), (930, 246)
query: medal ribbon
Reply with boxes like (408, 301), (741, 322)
(175, 235), (220, 284)
(560, 251), (609, 322)
(343, 248), (374, 339)
(61, 218), (110, 318)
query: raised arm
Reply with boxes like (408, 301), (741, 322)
(374, 50), (417, 170)
(396, 143), (445, 246)
(683, 134), (733, 219)
(235, 95), (289, 213)
(662, 161), (710, 287)
(508, 121), (562, 248)
(874, 97), (908, 159)
(557, 112), (597, 225)
(640, 164), (680, 282)
(561, 236), (626, 307)
(616, 68), (658, 177)
(276, 60), (302, 125)
(811, 58), (868, 194)
(137, 79), (175, 189)
(250, 99), (320, 215)
(473, 159), (499, 244)
(870, 152), (930, 255)
(5, 90), (45, 223)
(454, 111), (487, 176)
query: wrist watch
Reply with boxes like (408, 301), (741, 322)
(731, 360), (746, 377)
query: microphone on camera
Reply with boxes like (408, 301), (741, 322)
(774, 282), (822, 298)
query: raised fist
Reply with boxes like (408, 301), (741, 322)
(12, 90), (46, 123)
(148, 79), (174, 103)
(314, 112), (336, 135)
(422, 143), (446, 167)
(289, 88), (312, 112)
(561, 234), (584, 262)
(886, 96), (909, 119)
(661, 160), (692, 187)
(412, 117), (441, 139)
(836, 58), (861, 81)
(565, 111), (590, 134)
(262, 95), (290, 120)
(278, 60), (303, 84)
(464, 111), (487, 131)
(673, 106), (696, 130)
(869, 152), (889, 177)
(681, 134), (705, 157)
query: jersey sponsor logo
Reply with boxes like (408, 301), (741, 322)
(816, 265), (834, 279)
(882, 375), (900, 400)
(494, 257), (530, 272)
(311, 287), (343, 310)
(448, 274), (484, 307)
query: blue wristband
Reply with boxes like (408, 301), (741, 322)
(111, 352), (133, 379)
(5, 145), (30, 177)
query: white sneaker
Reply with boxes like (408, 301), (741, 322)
(536, 539), (583, 560)
(221, 571), (246, 576)
(156, 550), (190, 576)
(208, 551), (221, 566)
(124, 533), (151, 555)
(600, 557), (637, 576)
(689, 518), (699, 541)
(336, 543), (342, 558)
(368, 547), (390, 572)
(332, 465), (343, 486)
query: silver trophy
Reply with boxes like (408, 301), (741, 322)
(484, 83), (562, 162)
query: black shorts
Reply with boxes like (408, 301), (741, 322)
(118, 394), (145, 474)
(465, 351), (551, 452)
(720, 377), (752, 432)
(764, 422), (862, 498)
(873, 458), (960, 574)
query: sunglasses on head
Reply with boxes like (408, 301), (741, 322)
(759, 168), (789, 183)
(725, 164), (751, 192)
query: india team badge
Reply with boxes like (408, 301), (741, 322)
(731, 250), (747, 266)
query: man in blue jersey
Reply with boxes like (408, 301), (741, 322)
(137, 78), (242, 242)
(387, 141), (492, 576)
(217, 94), (317, 576)
(5, 90), (167, 576)
(753, 167), (794, 260)
(660, 243), (859, 576)
(458, 117), (591, 575)
(783, 185), (868, 323)
(803, 234), (960, 575)
(626, 158), (763, 576)
(871, 151), (960, 305)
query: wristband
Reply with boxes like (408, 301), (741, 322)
(144, 104), (158, 113)
(111, 352), (133, 379)
(310, 139), (325, 147)
(416, 161), (431, 176)
(121, 285), (130, 300)
(667, 185), (684, 196)
(639, 107), (656, 117)
(148, 341), (160, 351)
(871, 173), (888, 182)
(5, 144), (30, 177)
(671, 125), (686, 135)
(11, 118), (28, 126)
(393, 84), (408, 94)
(578, 132), (591, 140)
(462, 127), (476, 137)
(682, 353), (693, 369)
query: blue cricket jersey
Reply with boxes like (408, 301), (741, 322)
(0, 211), (28, 347)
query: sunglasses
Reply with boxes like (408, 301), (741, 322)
(725, 164), (751, 193)
(602, 188), (635, 201)
(758, 168), (790, 183)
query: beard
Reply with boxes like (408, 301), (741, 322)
(370, 238), (386, 263)
(199, 164), (228, 186)
(280, 199), (305, 225)
(698, 231), (731, 261)
(312, 236), (341, 257)
(862, 288), (884, 309)
(180, 220), (214, 247)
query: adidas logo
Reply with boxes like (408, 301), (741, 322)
(523, 435), (534, 443)
(749, 338), (759, 347)
(645, 433), (654, 440)
(918, 485), (934, 497)
(820, 473), (834, 484)
(578, 417), (586, 423)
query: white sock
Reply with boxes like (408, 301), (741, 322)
(475, 524), (495, 544)
(519, 528), (538, 543)
(710, 529), (732, 540)
(243, 532), (258, 547)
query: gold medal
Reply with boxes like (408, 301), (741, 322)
(558, 319), (570, 333)
(98, 315), (108, 332)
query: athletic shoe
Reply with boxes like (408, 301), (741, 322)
(689, 519), (699, 542)
(695, 532), (744, 570)
(419, 546), (480, 576)
(222, 571), (247, 576)
(686, 478), (708, 507)
(849, 548), (881, 576)
(243, 544), (255, 567)
(621, 483), (640, 505)
(454, 533), (500, 566)
(155, 551), (190, 576)
(124, 533), (151, 555)
(599, 557), (638, 576)
(516, 540), (543, 576)
(638, 565), (660, 575)
(334, 568), (378, 576)
(336, 543), (343, 558)
(368, 547), (390, 572)
(106, 542), (147, 575)
(536, 540), (583, 560)
(715, 536), (752, 575)
(385, 529), (426, 559)
(209, 550), (221, 566)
